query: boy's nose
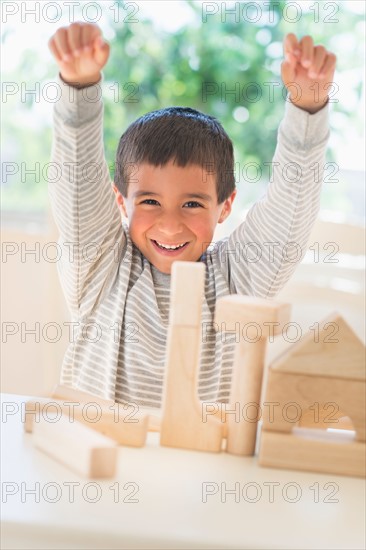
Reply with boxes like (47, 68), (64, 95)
(156, 213), (185, 236)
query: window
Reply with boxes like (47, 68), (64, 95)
(1, 1), (364, 231)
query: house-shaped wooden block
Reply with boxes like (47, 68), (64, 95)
(259, 312), (366, 477)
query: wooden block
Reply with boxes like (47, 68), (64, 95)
(258, 312), (366, 478)
(270, 312), (365, 380)
(52, 384), (115, 407)
(147, 412), (162, 433)
(262, 371), (365, 440)
(32, 413), (118, 478)
(259, 430), (366, 478)
(215, 295), (291, 337)
(262, 313), (366, 442)
(52, 384), (148, 446)
(160, 262), (223, 452)
(224, 337), (266, 455)
(299, 408), (354, 431)
(23, 400), (42, 433)
(168, 261), (205, 326)
(214, 295), (291, 456)
(24, 397), (148, 447)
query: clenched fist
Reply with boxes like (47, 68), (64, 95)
(281, 33), (337, 114)
(48, 22), (110, 87)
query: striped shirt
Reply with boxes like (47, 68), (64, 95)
(48, 76), (330, 408)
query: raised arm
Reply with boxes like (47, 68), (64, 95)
(219, 34), (337, 298)
(47, 23), (124, 318)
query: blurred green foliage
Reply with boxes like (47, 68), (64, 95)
(103, 0), (286, 187)
(1, 0), (365, 220)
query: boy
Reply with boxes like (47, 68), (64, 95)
(48, 23), (336, 407)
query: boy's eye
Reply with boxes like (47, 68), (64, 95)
(141, 199), (159, 205)
(184, 201), (203, 208)
(140, 199), (203, 208)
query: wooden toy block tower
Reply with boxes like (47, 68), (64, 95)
(259, 312), (366, 477)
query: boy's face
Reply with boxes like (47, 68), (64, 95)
(112, 161), (236, 274)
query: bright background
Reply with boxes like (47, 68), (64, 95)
(1, 0), (365, 230)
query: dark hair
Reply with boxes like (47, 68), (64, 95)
(114, 107), (236, 204)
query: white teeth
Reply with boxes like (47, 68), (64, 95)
(155, 241), (186, 250)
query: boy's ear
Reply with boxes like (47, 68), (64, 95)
(112, 183), (128, 218)
(218, 189), (237, 223)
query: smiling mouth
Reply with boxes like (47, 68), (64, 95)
(151, 239), (189, 255)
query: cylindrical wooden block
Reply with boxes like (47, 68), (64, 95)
(226, 337), (267, 456)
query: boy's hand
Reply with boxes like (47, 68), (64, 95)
(48, 22), (110, 87)
(281, 34), (337, 114)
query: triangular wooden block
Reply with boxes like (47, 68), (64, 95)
(271, 312), (365, 380)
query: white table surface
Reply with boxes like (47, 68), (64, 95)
(1, 393), (365, 550)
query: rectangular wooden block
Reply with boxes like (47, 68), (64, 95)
(160, 326), (223, 452)
(24, 398), (148, 447)
(259, 430), (366, 478)
(32, 413), (118, 478)
(160, 261), (223, 452)
(214, 295), (291, 456)
(169, 261), (205, 326)
(52, 384), (115, 406)
(215, 295), (291, 337)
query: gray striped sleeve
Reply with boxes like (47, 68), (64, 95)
(48, 76), (124, 320)
(211, 99), (330, 298)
